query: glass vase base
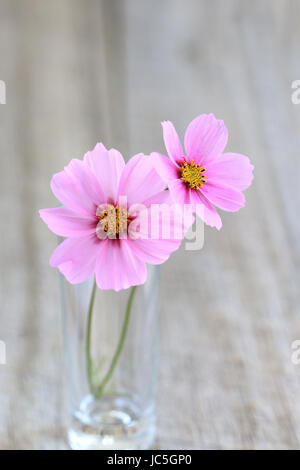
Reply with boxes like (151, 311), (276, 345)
(68, 394), (156, 450)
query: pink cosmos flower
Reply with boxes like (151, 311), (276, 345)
(151, 114), (254, 230)
(40, 144), (191, 291)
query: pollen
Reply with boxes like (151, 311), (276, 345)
(180, 160), (207, 189)
(96, 205), (130, 238)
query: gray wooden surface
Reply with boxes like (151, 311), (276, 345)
(0, 0), (300, 450)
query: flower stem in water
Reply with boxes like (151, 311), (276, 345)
(85, 282), (137, 399)
(95, 286), (137, 399)
(86, 279), (97, 393)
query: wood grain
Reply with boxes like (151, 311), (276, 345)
(0, 0), (300, 449)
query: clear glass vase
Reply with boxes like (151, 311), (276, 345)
(60, 265), (160, 450)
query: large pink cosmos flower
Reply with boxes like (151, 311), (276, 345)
(151, 114), (254, 230)
(40, 144), (191, 291)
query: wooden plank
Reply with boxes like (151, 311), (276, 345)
(122, 0), (300, 449)
(0, 0), (112, 449)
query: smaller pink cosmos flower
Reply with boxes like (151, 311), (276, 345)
(40, 144), (192, 291)
(151, 114), (254, 230)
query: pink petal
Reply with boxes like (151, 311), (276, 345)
(161, 121), (183, 165)
(39, 207), (96, 238)
(141, 188), (174, 208)
(205, 152), (254, 191)
(128, 190), (180, 235)
(190, 189), (222, 230)
(51, 158), (106, 216)
(150, 152), (179, 183)
(84, 143), (125, 204)
(201, 181), (245, 212)
(168, 179), (191, 206)
(184, 114), (228, 166)
(50, 235), (100, 284)
(129, 204), (194, 264)
(129, 200), (194, 243)
(95, 239), (147, 291)
(117, 153), (165, 206)
(129, 238), (182, 265)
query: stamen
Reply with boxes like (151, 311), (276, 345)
(180, 159), (207, 189)
(96, 205), (130, 239)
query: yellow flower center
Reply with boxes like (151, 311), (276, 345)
(180, 160), (207, 189)
(96, 205), (130, 238)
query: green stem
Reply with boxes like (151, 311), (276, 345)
(86, 279), (97, 393)
(94, 285), (137, 399)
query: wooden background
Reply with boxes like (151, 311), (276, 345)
(0, 0), (300, 449)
